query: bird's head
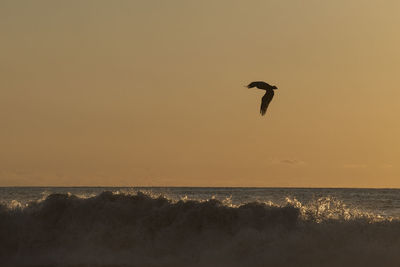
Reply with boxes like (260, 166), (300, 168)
(272, 85), (278, 90)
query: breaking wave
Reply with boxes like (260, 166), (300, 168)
(1, 191), (400, 266)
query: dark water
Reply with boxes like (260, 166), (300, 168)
(1, 187), (400, 266)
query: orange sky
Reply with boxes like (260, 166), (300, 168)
(1, 1), (400, 187)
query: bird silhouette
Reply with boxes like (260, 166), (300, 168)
(246, 81), (278, 115)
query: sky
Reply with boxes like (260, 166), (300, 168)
(1, 1), (400, 187)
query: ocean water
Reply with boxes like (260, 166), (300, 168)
(1, 187), (400, 266)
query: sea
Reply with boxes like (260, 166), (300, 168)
(1, 187), (400, 267)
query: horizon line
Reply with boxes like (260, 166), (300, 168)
(1, 185), (400, 190)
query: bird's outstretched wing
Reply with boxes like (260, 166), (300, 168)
(260, 90), (274, 115)
(247, 81), (271, 89)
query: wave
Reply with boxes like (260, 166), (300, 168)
(1, 191), (400, 266)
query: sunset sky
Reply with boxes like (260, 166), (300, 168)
(1, 1), (400, 187)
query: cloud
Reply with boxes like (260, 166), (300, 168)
(380, 164), (393, 169)
(269, 158), (305, 166)
(280, 159), (304, 165)
(343, 164), (367, 169)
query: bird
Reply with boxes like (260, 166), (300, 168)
(246, 81), (278, 115)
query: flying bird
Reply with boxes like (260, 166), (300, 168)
(246, 81), (278, 115)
